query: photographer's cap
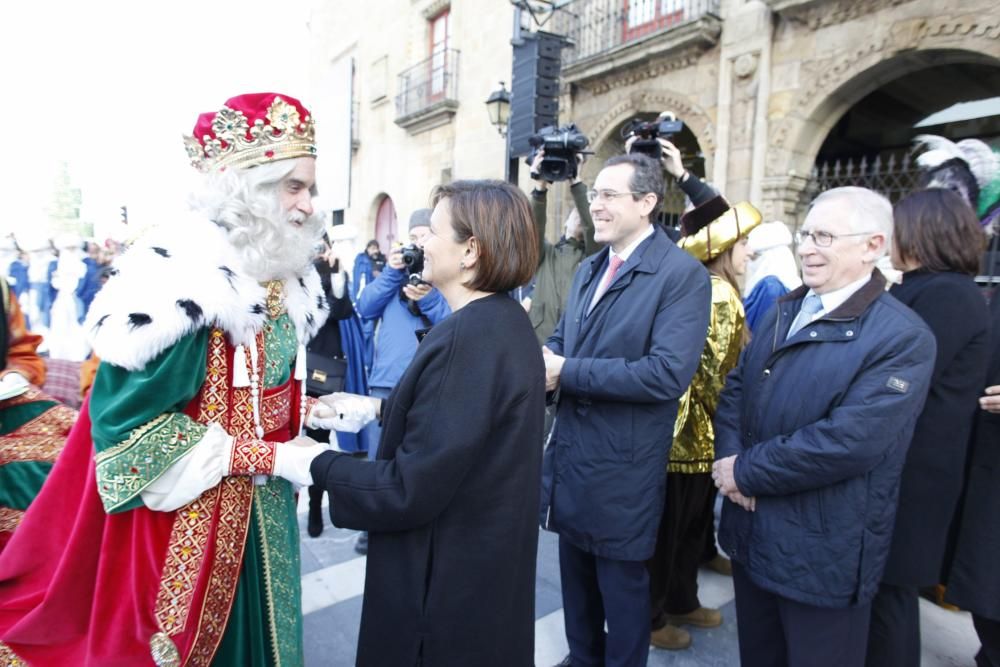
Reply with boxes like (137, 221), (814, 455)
(409, 208), (432, 231)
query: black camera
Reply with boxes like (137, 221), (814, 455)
(623, 113), (685, 161)
(526, 124), (591, 183)
(371, 251), (387, 275)
(400, 244), (425, 286)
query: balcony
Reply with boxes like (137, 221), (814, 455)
(551, 0), (721, 84)
(394, 48), (460, 135)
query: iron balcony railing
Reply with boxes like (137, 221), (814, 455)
(395, 48), (460, 120)
(552, 0), (721, 67)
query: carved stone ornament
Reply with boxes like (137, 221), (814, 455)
(421, 0), (449, 20)
(781, 0), (916, 30)
(733, 53), (759, 79)
(579, 48), (704, 96)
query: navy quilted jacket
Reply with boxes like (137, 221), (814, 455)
(715, 271), (935, 608)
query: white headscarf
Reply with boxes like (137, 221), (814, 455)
(744, 221), (802, 296)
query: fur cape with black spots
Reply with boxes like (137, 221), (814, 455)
(83, 214), (329, 372)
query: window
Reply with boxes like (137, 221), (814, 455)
(370, 55), (389, 104)
(623, 0), (685, 42)
(429, 9), (451, 100)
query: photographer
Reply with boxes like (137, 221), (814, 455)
(625, 133), (718, 221)
(352, 208), (451, 553)
(528, 149), (600, 344)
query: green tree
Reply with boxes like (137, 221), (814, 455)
(46, 161), (91, 237)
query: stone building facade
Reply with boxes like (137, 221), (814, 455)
(306, 0), (517, 253)
(308, 0), (1000, 246)
(556, 0), (1000, 226)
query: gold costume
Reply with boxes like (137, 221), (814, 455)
(668, 276), (745, 474)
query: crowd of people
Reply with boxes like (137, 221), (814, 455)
(0, 89), (998, 667)
(0, 235), (121, 363)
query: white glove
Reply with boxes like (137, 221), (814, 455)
(272, 436), (330, 487)
(315, 392), (379, 433)
(0, 372), (31, 401)
(332, 271), (347, 299)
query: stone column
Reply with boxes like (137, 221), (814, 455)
(712, 0), (773, 203)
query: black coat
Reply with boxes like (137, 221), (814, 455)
(715, 273), (936, 607)
(882, 270), (990, 585)
(311, 293), (545, 666)
(540, 226), (711, 561)
(946, 290), (1000, 620)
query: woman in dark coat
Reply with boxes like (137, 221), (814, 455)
(866, 188), (990, 667)
(946, 287), (1000, 667)
(309, 180), (544, 667)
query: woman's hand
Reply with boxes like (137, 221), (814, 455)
(979, 385), (1000, 414)
(273, 436), (330, 486)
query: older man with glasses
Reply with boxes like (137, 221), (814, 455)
(710, 186), (937, 667)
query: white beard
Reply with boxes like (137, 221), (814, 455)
(228, 209), (323, 282)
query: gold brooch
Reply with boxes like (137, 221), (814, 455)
(264, 280), (287, 319)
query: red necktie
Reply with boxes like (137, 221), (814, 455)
(597, 255), (624, 300)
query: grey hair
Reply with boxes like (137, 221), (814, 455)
(604, 153), (664, 218)
(190, 158), (323, 280)
(810, 186), (893, 257)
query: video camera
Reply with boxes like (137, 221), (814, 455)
(623, 112), (685, 161)
(526, 124), (591, 183)
(400, 244), (425, 286)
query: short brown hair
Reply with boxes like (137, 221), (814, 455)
(893, 189), (985, 276)
(431, 180), (539, 292)
(603, 153), (664, 218)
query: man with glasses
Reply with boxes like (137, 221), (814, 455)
(541, 153), (711, 667)
(710, 186), (936, 667)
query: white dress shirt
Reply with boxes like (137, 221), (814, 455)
(588, 224), (655, 313)
(801, 273), (873, 323)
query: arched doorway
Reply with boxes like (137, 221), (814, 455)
(591, 114), (707, 228)
(801, 58), (1000, 218)
(373, 194), (398, 254)
(763, 35), (1000, 225)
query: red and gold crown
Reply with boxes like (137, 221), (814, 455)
(183, 92), (316, 173)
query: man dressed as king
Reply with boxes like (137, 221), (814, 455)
(0, 92), (340, 666)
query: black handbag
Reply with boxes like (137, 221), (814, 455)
(305, 352), (348, 396)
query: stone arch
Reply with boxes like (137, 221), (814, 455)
(763, 14), (1000, 221)
(583, 89), (716, 183)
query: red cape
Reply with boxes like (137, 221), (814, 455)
(0, 330), (302, 666)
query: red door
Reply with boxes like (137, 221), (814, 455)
(374, 196), (398, 252)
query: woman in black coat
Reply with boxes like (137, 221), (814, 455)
(946, 289), (1000, 667)
(866, 188), (990, 667)
(308, 180), (544, 667)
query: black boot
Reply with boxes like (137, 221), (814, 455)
(307, 485), (324, 538)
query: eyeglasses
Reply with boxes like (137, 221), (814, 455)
(586, 189), (644, 204)
(794, 229), (878, 248)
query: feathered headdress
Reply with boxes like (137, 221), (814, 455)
(914, 135), (1000, 219)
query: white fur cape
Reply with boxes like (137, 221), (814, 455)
(84, 214), (329, 372)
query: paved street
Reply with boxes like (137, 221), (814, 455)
(297, 496), (980, 666)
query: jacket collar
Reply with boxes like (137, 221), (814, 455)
(583, 224), (669, 283)
(778, 269), (887, 321)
